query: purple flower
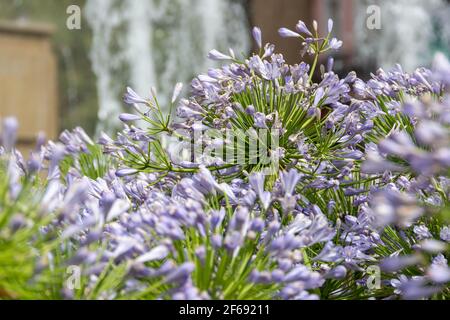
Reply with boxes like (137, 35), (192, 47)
(249, 172), (271, 210)
(224, 230), (243, 252)
(432, 52), (450, 85)
(262, 43), (275, 59)
(165, 262), (195, 284)
(329, 38), (343, 50)
(116, 168), (139, 177)
(173, 282), (209, 300)
(278, 28), (301, 38)
(368, 190), (424, 228)
(177, 99), (205, 120)
(171, 82), (184, 104)
(1, 117), (18, 152)
(327, 19), (334, 34)
(135, 245), (169, 263)
(413, 225), (432, 240)
(428, 263), (450, 284)
(245, 105), (256, 115)
(312, 87), (325, 109)
(211, 234), (223, 249)
(68, 248), (97, 265)
(253, 112), (268, 129)
(208, 49), (233, 61)
(280, 169), (301, 196)
(440, 226), (450, 242)
(392, 276), (441, 300)
(418, 239), (447, 254)
(248, 56), (281, 80)
(124, 87), (148, 105)
(119, 113), (141, 123)
(341, 246), (375, 270)
(327, 57), (334, 72)
(252, 26), (262, 49)
(249, 270), (272, 284)
(249, 218), (265, 233)
(191, 166), (220, 195)
(380, 254), (421, 273)
(325, 266), (347, 279)
(210, 208), (226, 231)
(295, 20), (312, 37)
(9, 214), (27, 233)
(195, 246), (206, 264)
(313, 242), (342, 262)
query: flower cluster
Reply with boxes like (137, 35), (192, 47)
(0, 19), (448, 300)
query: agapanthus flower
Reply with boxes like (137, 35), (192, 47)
(278, 27), (301, 38)
(124, 86), (148, 105)
(252, 26), (262, 49)
(207, 49), (234, 61)
(440, 226), (450, 242)
(1, 117), (18, 152)
(2, 17), (450, 302)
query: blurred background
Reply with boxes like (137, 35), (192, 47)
(0, 0), (449, 151)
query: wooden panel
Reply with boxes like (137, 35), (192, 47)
(249, 0), (356, 67)
(0, 21), (58, 150)
(248, 0), (314, 64)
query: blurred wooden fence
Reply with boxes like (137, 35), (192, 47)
(0, 21), (58, 153)
(248, 0), (355, 65)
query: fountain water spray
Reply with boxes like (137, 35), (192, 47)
(355, 0), (450, 72)
(85, 0), (250, 134)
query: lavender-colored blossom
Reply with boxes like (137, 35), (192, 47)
(341, 246), (376, 270)
(3, 16), (450, 301)
(124, 87), (148, 105)
(327, 57), (334, 72)
(327, 19), (334, 34)
(361, 149), (405, 174)
(171, 82), (184, 104)
(295, 20), (312, 37)
(325, 266), (347, 280)
(262, 43), (275, 59)
(440, 226), (450, 242)
(329, 38), (343, 50)
(245, 105), (255, 115)
(278, 28), (301, 38)
(418, 239), (447, 254)
(253, 112), (268, 129)
(164, 262), (195, 284)
(368, 190), (424, 228)
(116, 168), (139, 177)
(135, 245), (169, 263)
(1, 117), (18, 152)
(413, 225), (432, 240)
(392, 276), (441, 300)
(428, 264), (450, 284)
(314, 242), (342, 263)
(432, 52), (450, 85)
(208, 49), (233, 61)
(119, 113), (141, 123)
(380, 254), (421, 273)
(252, 27), (262, 49)
(249, 174), (271, 211)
